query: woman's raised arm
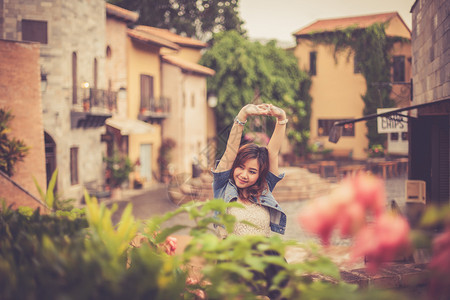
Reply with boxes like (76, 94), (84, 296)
(267, 104), (288, 175)
(215, 104), (271, 172)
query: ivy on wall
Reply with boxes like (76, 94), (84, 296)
(307, 22), (409, 148)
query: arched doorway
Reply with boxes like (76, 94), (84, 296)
(44, 132), (57, 189)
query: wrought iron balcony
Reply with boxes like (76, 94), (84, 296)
(71, 88), (117, 128)
(138, 96), (170, 122)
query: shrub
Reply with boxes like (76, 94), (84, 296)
(0, 193), (411, 300)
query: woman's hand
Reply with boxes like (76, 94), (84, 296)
(267, 104), (287, 121)
(237, 104), (271, 121)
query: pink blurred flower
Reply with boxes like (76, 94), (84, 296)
(349, 173), (386, 217)
(298, 173), (385, 244)
(163, 236), (177, 255)
(351, 213), (411, 273)
(298, 172), (413, 273)
(298, 197), (339, 245)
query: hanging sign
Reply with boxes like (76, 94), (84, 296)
(377, 108), (408, 133)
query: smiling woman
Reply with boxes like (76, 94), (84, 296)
(212, 103), (288, 238)
(211, 103), (290, 299)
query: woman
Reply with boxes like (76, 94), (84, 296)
(212, 103), (288, 238)
(212, 103), (289, 299)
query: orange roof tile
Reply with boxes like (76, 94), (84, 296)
(128, 28), (180, 50)
(106, 3), (139, 23)
(294, 12), (402, 36)
(135, 26), (208, 49)
(162, 55), (215, 76)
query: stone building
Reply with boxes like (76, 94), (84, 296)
(409, 0), (449, 204)
(1, 0), (113, 202)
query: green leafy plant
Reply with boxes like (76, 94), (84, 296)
(104, 152), (134, 188)
(0, 108), (29, 176)
(0, 192), (418, 299)
(368, 144), (386, 158)
(157, 138), (176, 182)
(33, 169), (84, 219)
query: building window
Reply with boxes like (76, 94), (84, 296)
(309, 51), (317, 76)
(318, 119), (355, 137)
(390, 132), (399, 141)
(393, 56), (405, 82)
(354, 55), (361, 73)
(70, 147), (79, 185)
(106, 46), (112, 59)
(140, 74), (154, 103)
(401, 132), (408, 141)
(72, 52), (77, 104)
(22, 19), (48, 44)
(191, 93), (195, 108)
(93, 58), (98, 90)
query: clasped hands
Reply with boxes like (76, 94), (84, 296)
(237, 103), (286, 122)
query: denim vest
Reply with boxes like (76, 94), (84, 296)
(212, 169), (287, 235)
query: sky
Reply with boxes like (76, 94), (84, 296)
(238, 0), (415, 43)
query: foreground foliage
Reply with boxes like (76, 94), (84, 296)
(0, 193), (411, 300)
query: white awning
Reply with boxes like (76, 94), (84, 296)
(106, 118), (155, 135)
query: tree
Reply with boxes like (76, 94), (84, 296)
(200, 31), (311, 156)
(0, 109), (29, 176)
(108, 0), (245, 40)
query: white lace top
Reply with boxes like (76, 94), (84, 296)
(217, 199), (271, 238)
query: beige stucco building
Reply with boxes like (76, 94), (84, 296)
(293, 12), (411, 159)
(105, 5), (178, 186)
(132, 26), (216, 176)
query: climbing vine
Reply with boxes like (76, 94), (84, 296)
(308, 22), (409, 148)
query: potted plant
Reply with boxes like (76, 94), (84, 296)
(104, 152), (134, 197)
(368, 144), (386, 158)
(158, 138), (176, 183)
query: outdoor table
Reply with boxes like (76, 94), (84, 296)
(337, 164), (366, 179)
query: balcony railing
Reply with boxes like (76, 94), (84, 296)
(71, 88), (116, 128)
(139, 97), (170, 121)
(73, 88), (117, 113)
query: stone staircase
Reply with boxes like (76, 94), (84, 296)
(273, 167), (338, 202)
(168, 167), (337, 204)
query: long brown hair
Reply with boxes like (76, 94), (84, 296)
(230, 143), (269, 202)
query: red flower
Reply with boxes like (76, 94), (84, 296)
(351, 213), (411, 273)
(350, 174), (386, 217)
(298, 173), (385, 244)
(163, 236), (177, 255)
(298, 196), (340, 245)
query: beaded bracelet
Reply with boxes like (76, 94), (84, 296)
(234, 116), (247, 126)
(278, 118), (288, 125)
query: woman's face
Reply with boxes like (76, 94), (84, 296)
(233, 158), (260, 189)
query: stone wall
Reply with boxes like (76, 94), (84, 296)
(411, 0), (450, 104)
(1, 0), (109, 202)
